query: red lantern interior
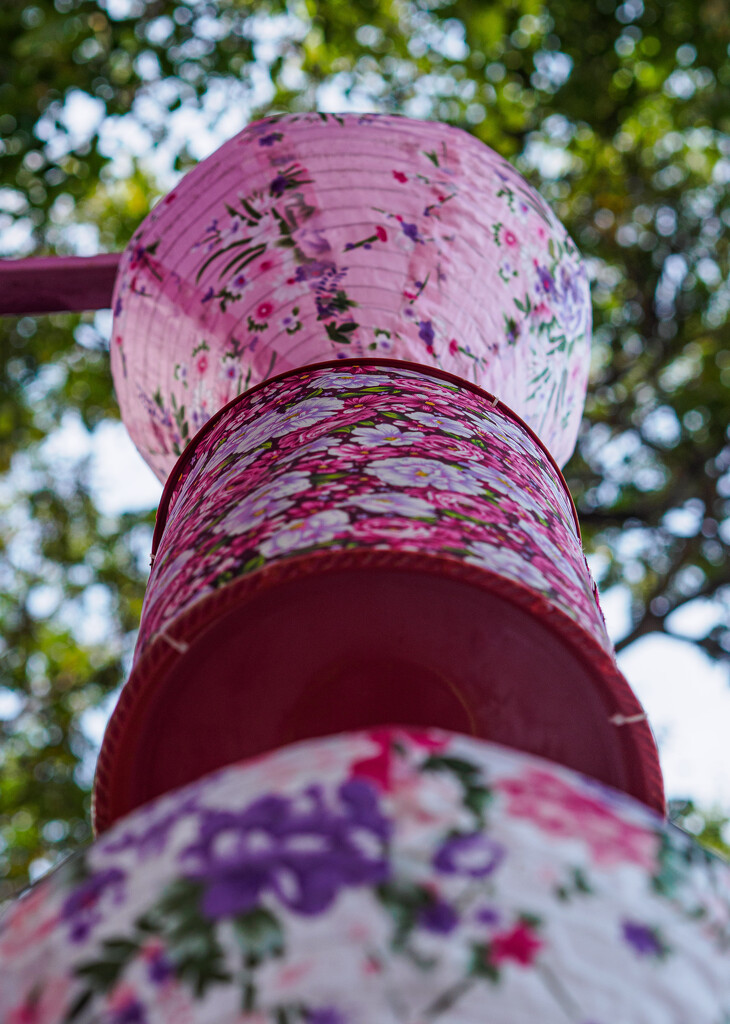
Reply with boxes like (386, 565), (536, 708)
(95, 560), (663, 830)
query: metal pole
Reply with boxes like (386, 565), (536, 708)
(0, 253), (121, 316)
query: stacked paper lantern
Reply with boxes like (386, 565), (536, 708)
(2, 114), (728, 1021)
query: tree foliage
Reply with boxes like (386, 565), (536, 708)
(2, 0), (730, 895)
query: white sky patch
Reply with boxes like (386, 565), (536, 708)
(41, 413), (162, 515)
(89, 421), (162, 515)
(619, 636), (730, 809)
(601, 584), (730, 811)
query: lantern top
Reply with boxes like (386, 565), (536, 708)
(111, 112), (591, 479)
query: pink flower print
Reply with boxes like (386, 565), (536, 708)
(351, 727), (448, 791)
(392, 170), (408, 183)
(272, 272), (307, 304)
(490, 922), (543, 966)
(256, 300), (274, 320)
(409, 411), (474, 437)
(350, 515), (460, 547)
(496, 769), (660, 870)
(366, 457), (489, 495)
(345, 491), (434, 518)
(214, 472), (311, 535)
(349, 423), (424, 447)
(259, 509), (350, 558)
(375, 225), (388, 242)
(502, 227), (519, 248)
(107, 983), (145, 1024)
(448, 338), (459, 356)
(317, 373), (394, 390)
(195, 352), (209, 374)
(279, 396), (344, 430)
(464, 542), (551, 591)
(531, 300), (553, 322)
(6, 978), (70, 1024)
(219, 360), (239, 383)
(0, 887), (59, 958)
(258, 255), (280, 274)
(423, 435), (482, 463)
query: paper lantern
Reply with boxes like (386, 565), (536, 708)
(93, 362), (661, 830)
(111, 112), (591, 480)
(4, 730), (728, 1024)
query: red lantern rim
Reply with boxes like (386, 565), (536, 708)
(93, 549), (664, 834)
(150, 358), (581, 555)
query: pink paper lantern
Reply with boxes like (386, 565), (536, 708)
(111, 113), (591, 480)
(93, 362), (661, 830)
(4, 730), (728, 1024)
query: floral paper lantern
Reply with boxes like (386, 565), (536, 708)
(3, 730), (728, 1024)
(111, 113), (591, 479)
(93, 362), (662, 830)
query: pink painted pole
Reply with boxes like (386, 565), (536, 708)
(0, 254), (120, 315)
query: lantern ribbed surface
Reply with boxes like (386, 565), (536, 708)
(4, 730), (728, 1024)
(92, 362), (662, 830)
(111, 113), (591, 479)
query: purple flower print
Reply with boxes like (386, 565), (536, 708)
(315, 373), (395, 390)
(259, 509), (350, 558)
(400, 221), (422, 243)
(464, 541), (550, 592)
(409, 411), (474, 438)
(110, 999), (146, 1024)
(101, 793), (202, 860)
(419, 900), (459, 934)
(434, 833), (504, 878)
(279, 397), (345, 430)
(307, 1010), (348, 1024)
(148, 949), (174, 984)
(214, 472), (311, 535)
(220, 361), (239, 383)
(294, 260), (333, 283)
(534, 262), (555, 298)
(418, 320), (435, 352)
(270, 173), (289, 197)
(61, 867), (126, 943)
(553, 262), (591, 339)
(366, 457), (488, 495)
(622, 920), (667, 958)
(346, 492), (435, 519)
(350, 423), (424, 447)
(219, 411), (291, 456)
(475, 906), (501, 926)
(182, 779), (390, 918)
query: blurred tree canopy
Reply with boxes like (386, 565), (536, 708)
(1, 0), (729, 896)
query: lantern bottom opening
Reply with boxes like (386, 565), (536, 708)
(94, 555), (663, 831)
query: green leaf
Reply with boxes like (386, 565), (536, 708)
(233, 907), (285, 965)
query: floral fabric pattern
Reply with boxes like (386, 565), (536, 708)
(136, 364), (610, 658)
(111, 113), (591, 479)
(2, 729), (728, 1024)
